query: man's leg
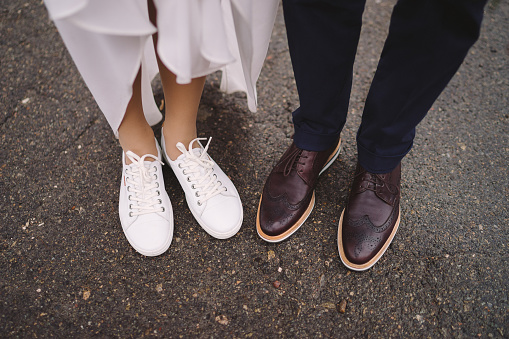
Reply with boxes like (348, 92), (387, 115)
(285, 0), (366, 151)
(257, 0), (366, 242)
(339, 0), (488, 270)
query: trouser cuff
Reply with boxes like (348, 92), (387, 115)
(357, 142), (411, 174)
(293, 126), (341, 152)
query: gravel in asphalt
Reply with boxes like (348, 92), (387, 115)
(1, 0), (508, 337)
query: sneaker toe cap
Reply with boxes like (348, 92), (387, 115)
(125, 215), (173, 255)
(200, 198), (242, 237)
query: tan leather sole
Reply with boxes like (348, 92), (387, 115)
(256, 192), (315, 243)
(337, 208), (400, 271)
(319, 138), (342, 175)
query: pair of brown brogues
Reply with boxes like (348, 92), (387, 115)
(256, 139), (401, 271)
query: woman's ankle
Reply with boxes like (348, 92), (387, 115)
(119, 126), (158, 163)
(162, 124), (198, 161)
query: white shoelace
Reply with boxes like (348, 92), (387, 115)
(176, 138), (227, 206)
(125, 151), (165, 217)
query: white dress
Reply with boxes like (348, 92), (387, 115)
(44, 0), (279, 136)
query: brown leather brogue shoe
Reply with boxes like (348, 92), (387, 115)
(257, 139), (341, 242)
(338, 162), (401, 271)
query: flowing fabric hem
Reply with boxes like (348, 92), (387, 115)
(45, 0), (279, 137)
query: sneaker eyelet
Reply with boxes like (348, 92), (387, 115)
(129, 212), (133, 217)
(182, 170), (187, 175)
(129, 204), (133, 209)
(153, 174), (157, 180)
(187, 177), (191, 182)
(197, 201), (202, 206)
(191, 184), (196, 189)
(128, 195), (131, 201)
(195, 192), (200, 197)
(157, 190), (160, 196)
(218, 181), (222, 185)
(161, 207), (165, 212)
(158, 199), (162, 204)
(156, 182), (159, 188)
(224, 187), (227, 192)
(213, 174), (217, 179)
(178, 163), (183, 168)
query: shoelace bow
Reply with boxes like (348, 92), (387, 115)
(176, 138), (226, 205)
(125, 151), (164, 216)
(357, 171), (398, 194)
(282, 147), (308, 176)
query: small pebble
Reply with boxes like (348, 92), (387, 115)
(415, 314), (424, 323)
(321, 302), (336, 309)
(268, 250), (275, 260)
(272, 281), (281, 289)
(215, 315), (229, 325)
(337, 299), (347, 313)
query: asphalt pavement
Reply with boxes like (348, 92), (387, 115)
(1, 0), (508, 337)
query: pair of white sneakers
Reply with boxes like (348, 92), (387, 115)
(118, 133), (243, 256)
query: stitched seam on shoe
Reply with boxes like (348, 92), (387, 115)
(264, 185), (313, 211)
(346, 201), (399, 233)
(265, 172), (313, 210)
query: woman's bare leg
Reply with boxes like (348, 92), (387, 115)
(160, 72), (206, 160)
(148, 0), (206, 160)
(118, 69), (158, 163)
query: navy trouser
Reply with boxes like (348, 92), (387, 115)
(283, 0), (487, 173)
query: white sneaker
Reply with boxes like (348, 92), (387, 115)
(119, 142), (174, 256)
(161, 131), (243, 239)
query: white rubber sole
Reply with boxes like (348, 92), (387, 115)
(123, 229), (173, 257)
